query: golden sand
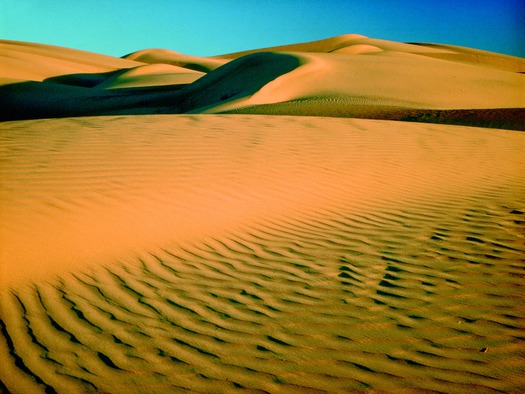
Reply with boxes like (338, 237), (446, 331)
(1, 35), (524, 393)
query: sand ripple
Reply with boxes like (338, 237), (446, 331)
(1, 115), (524, 393)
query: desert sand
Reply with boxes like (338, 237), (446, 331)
(1, 35), (524, 393)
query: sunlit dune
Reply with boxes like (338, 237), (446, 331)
(1, 35), (524, 393)
(212, 34), (370, 58)
(0, 40), (140, 82)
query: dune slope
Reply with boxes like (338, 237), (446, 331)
(1, 115), (525, 393)
(0, 40), (141, 83)
(207, 51), (524, 112)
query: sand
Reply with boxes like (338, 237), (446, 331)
(1, 36), (524, 127)
(1, 35), (525, 393)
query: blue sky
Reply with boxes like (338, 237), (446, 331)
(1, 0), (524, 57)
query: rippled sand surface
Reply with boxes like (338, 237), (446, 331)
(1, 115), (524, 393)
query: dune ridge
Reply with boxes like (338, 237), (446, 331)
(1, 35), (523, 128)
(123, 48), (227, 73)
(1, 115), (525, 392)
(95, 64), (205, 89)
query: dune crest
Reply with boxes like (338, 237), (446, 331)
(123, 48), (227, 73)
(95, 64), (205, 89)
(214, 33), (369, 58)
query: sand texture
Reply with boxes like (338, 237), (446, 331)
(1, 35), (525, 393)
(1, 114), (525, 393)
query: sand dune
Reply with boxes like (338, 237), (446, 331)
(1, 34), (525, 393)
(1, 115), (525, 393)
(0, 40), (140, 83)
(203, 51), (524, 112)
(1, 35), (523, 128)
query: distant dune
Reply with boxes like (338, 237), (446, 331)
(1, 36), (525, 393)
(1, 35), (524, 128)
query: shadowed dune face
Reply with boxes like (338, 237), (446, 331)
(179, 52), (302, 112)
(0, 80), (186, 120)
(1, 115), (525, 392)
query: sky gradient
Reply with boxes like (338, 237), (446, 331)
(1, 0), (524, 57)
